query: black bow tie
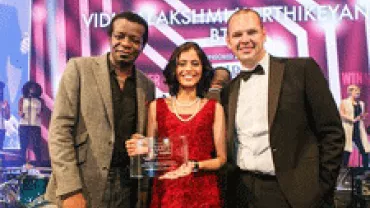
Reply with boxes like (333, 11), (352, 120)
(237, 65), (265, 81)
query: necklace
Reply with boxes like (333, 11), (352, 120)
(175, 96), (200, 107)
(172, 97), (201, 122)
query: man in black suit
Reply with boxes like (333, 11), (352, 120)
(221, 9), (345, 208)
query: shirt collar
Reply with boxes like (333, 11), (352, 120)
(107, 53), (136, 79)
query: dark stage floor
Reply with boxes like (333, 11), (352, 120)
(335, 168), (370, 208)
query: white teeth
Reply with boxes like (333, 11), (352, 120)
(184, 75), (193, 79)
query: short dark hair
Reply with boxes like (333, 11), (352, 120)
(163, 42), (214, 97)
(107, 11), (149, 47)
(22, 81), (43, 98)
(214, 66), (231, 80)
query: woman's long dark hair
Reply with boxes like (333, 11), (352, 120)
(163, 42), (214, 97)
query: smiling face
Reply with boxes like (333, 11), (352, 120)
(227, 11), (266, 68)
(176, 48), (203, 90)
(109, 18), (145, 66)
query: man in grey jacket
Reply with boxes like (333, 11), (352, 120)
(45, 11), (155, 208)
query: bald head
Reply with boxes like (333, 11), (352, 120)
(227, 9), (263, 35)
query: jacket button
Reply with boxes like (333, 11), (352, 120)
(108, 141), (112, 145)
(272, 148), (277, 152)
(102, 166), (108, 170)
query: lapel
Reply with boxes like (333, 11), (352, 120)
(268, 56), (285, 130)
(92, 54), (114, 129)
(135, 69), (147, 134)
(226, 76), (242, 160)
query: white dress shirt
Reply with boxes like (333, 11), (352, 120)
(235, 53), (275, 175)
(19, 97), (42, 126)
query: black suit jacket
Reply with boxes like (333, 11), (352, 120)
(221, 56), (345, 208)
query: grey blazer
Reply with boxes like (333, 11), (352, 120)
(45, 54), (155, 207)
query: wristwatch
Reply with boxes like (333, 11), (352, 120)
(192, 160), (199, 172)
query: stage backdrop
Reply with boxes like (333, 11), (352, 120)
(26, 0), (370, 164)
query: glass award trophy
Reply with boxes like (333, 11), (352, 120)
(130, 135), (188, 178)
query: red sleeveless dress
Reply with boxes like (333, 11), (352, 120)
(150, 98), (221, 208)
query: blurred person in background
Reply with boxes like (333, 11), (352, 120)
(18, 81), (44, 166)
(341, 84), (369, 168)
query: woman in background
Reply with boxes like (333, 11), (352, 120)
(18, 81), (44, 166)
(341, 84), (369, 168)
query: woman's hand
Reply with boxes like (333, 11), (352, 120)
(360, 112), (368, 120)
(159, 162), (193, 180)
(353, 116), (361, 123)
(354, 113), (368, 123)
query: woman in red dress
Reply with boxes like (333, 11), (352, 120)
(127, 42), (226, 208)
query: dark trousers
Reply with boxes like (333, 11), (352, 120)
(235, 169), (291, 208)
(343, 136), (369, 168)
(19, 125), (41, 165)
(100, 167), (138, 208)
